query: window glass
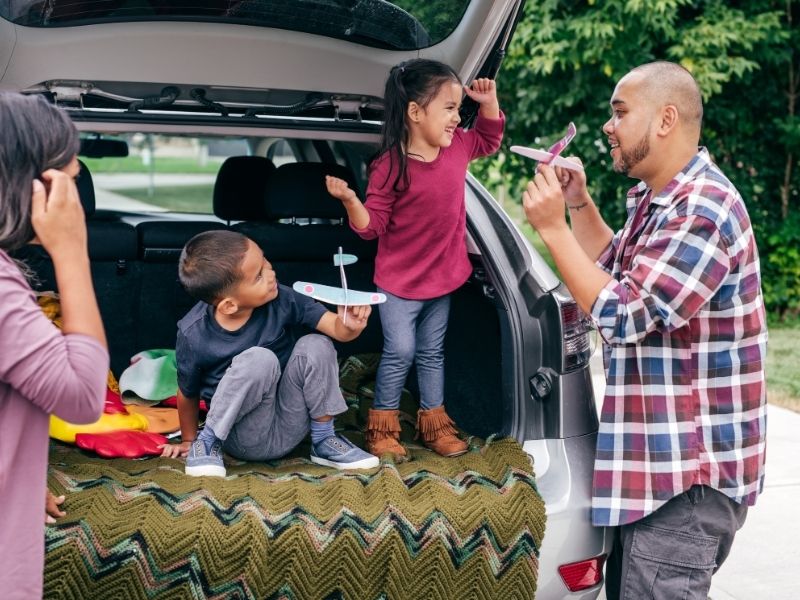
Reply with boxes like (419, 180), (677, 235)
(81, 134), (248, 214)
(1, 1), (471, 50)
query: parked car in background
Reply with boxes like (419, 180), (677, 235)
(0, 1), (610, 597)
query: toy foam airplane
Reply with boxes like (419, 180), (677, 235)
(510, 122), (584, 172)
(293, 247), (386, 324)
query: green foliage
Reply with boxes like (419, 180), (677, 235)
(762, 213), (800, 317)
(474, 0), (798, 317)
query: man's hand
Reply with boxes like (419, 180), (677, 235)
(522, 164), (571, 237)
(325, 176), (359, 205)
(159, 440), (192, 459)
(338, 304), (371, 334)
(46, 489), (66, 524)
(552, 157), (591, 207)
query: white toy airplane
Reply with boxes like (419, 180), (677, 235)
(510, 122), (584, 172)
(293, 247), (386, 324)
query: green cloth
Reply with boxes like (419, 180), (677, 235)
(45, 355), (547, 599)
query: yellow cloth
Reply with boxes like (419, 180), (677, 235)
(49, 411), (148, 444)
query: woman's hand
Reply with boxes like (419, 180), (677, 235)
(45, 489), (66, 524)
(31, 169), (88, 262)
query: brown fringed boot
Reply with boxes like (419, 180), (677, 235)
(416, 405), (468, 457)
(365, 409), (407, 458)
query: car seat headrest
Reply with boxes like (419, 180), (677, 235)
(76, 159), (95, 217)
(213, 156), (276, 221)
(265, 162), (357, 220)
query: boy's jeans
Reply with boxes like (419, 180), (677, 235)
(374, 288), (450, 411)
(205, 334), (347, 461)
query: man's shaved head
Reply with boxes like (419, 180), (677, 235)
(625, 61), (703, 137)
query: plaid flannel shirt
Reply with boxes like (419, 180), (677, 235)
(590, 148), (767, 527)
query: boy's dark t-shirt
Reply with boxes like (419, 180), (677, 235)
(176, 284), (327, 401)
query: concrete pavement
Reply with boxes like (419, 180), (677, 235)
(589, 349), (800, 599)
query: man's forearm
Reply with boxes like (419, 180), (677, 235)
(539, 224), (613, 315)
(567, 192), (615, 262)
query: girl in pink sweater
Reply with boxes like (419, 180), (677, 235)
(326, 59), (503, 459)
(0, 94), (108, 599)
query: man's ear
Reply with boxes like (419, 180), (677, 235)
(658, 104), (679, 136)
(216, 296), (239, 315)
(407, 101), (421, 123)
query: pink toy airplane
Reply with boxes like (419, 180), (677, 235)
(510, 122), (584, 172)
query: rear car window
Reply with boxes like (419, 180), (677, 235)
(82, 134), (253, 214)
(1, 0), (470, 50)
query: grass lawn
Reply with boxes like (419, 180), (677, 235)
(498, 195), (800, 413)
(82, 156), (223, 174)
(765, 324), (800, 412)
(116, 185), (214, 213)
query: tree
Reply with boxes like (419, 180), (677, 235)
(473, 0), (798, 317)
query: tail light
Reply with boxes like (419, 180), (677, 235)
(558, 554), (606, 592)
(560, 300), (593, 372)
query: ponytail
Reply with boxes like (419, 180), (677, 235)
(373, 59), (461, 192)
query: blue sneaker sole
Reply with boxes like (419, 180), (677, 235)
(310, 455), (379, 470)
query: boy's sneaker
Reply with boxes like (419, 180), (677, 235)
(311, 434), (379, 470)
(185, 438), (226, 478)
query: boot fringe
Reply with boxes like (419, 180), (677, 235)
(416, 406), (459, 441)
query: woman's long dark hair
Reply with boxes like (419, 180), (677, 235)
(376, 59), (461, 192)
(0, 93), (79, 252)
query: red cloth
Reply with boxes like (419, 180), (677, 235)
(75, 430), (168, 459)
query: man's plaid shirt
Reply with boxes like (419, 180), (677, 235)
(590, 148), (767, 527)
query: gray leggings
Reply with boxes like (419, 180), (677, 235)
(205, 334), (347, 461)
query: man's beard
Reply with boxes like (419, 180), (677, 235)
(614, 129), (650, 175)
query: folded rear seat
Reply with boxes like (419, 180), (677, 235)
(233, 161), (381, 355)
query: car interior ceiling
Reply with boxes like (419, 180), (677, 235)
(13, 146), (507, 439)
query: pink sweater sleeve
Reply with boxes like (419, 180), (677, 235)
(461, 111), (505, 159)
(353, 154), (397, 239)
(0, 259), (107, 424)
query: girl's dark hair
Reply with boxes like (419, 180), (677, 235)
(376, 59), (462, 192)
(0, 93), (80, 252)
(179, 230), (251, 305)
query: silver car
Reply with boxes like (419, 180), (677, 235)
(0, 0), (609, 597)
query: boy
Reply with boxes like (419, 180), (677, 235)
(160, 230), (379, 476)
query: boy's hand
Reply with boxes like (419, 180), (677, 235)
(464, 78), (499, 112)
(45, 489), (66, 524)
(326, 176), (359, 205)
(338, 304), (371, 333)
(159, 440), (192, 458)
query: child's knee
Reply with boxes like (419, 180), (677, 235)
(294, 334), (335, 361)
(233, 346), (280, 375)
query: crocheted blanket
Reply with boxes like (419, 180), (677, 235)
(44, 356), (547, 600)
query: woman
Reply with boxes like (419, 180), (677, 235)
(0, 93), (108, 599)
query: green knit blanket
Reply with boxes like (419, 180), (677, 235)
(45, 356), (547, 600)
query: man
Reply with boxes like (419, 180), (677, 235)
(523, 61), (767, 599)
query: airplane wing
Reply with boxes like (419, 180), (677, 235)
(293, 281), (387, 305)
(509, 146), (584, 172)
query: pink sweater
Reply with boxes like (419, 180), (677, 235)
(353, 113), (504, 299)
(0, 250), (107, 599)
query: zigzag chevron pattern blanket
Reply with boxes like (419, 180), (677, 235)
(44, 356), (547, 599)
